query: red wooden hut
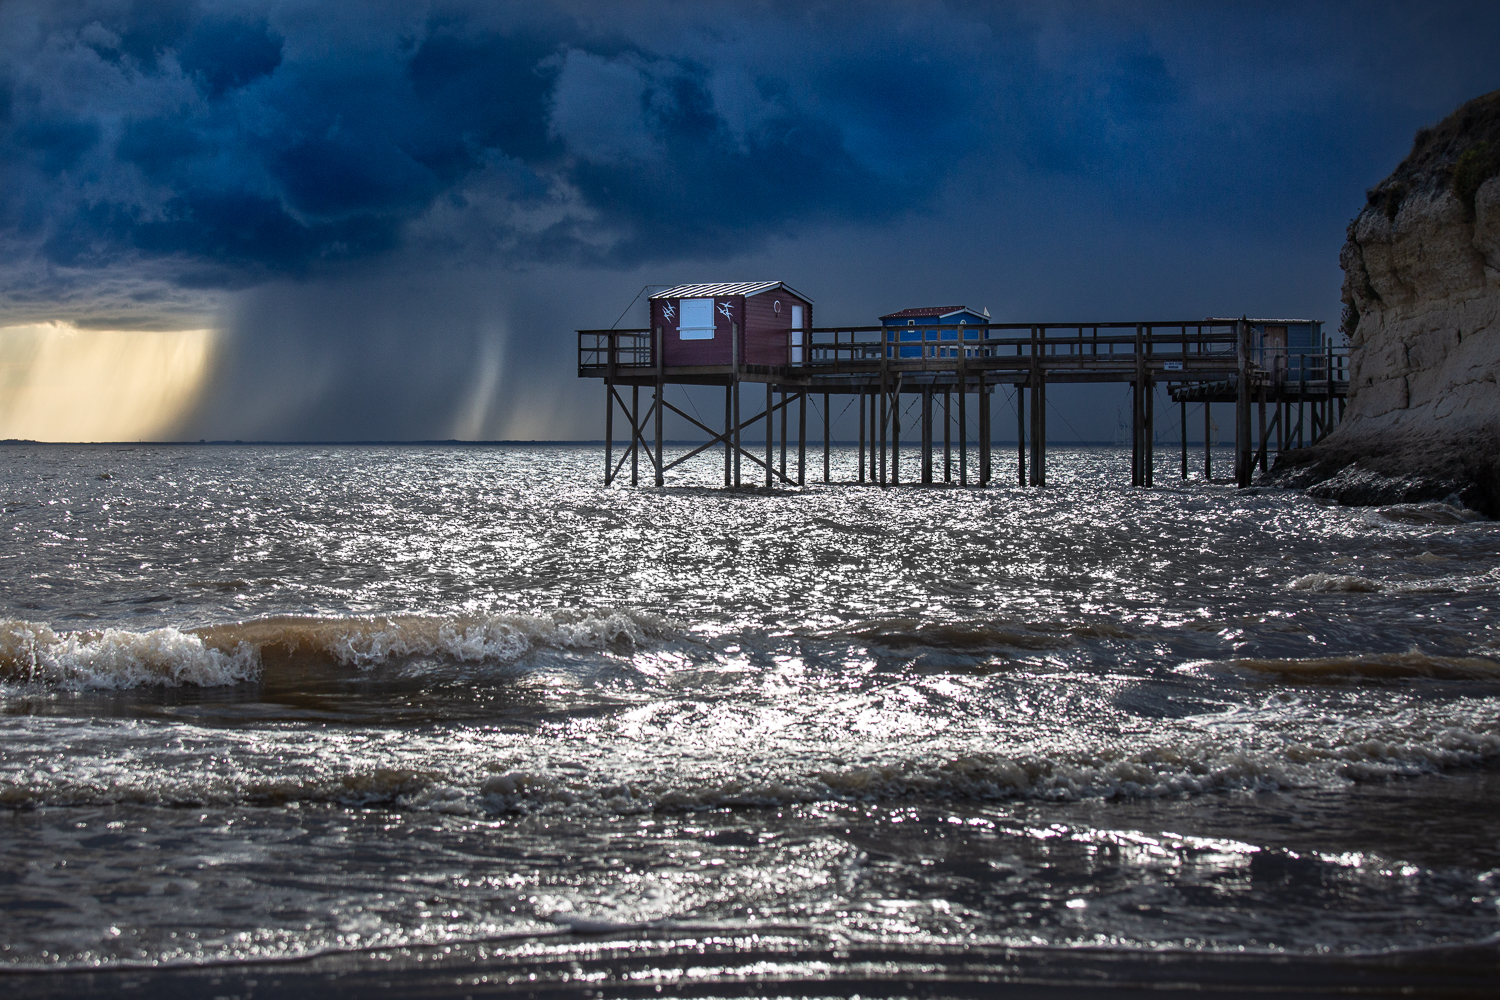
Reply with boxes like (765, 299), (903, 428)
(649, 282), (813, 367)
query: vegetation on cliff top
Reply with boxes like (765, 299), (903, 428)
(1363, 88), (1500, 221)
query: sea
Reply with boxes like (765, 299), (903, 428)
(2, 442), (1498, 997)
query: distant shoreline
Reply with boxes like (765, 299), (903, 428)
(0, 439), (1221, 448)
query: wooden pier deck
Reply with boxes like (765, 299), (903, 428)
(577, 319), (1349, 489)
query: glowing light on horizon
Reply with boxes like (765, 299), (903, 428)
(0, 323), (216, 442)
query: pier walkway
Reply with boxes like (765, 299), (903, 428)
(577, 319), (1348, 489)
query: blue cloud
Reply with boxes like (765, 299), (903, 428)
(1, 0), (1499, 320)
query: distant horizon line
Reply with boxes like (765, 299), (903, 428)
(1, 438), (1238, 448)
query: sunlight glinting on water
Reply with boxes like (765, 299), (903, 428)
(1, 443), (1498, 975)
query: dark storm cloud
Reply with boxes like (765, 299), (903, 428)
(0, 0), (1278, 303)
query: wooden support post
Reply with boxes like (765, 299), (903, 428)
(870, 386), (878, 483)
(979, 378), (991, 486)
(858, 389), (866, 483)
(958, 363), (968, 486)
(1037, 372), (1047, 487)
(892, 382), (901, 485)
(878, 374), (887, 486)
(653, 378), (664, 487)
(798, 391), (807, 486)
(1017, 383), (1026, 487)
(943, 389), (951, 483)
(1258, 387), (1268, 473)
(1298, 363), (1307, 449)
(1326, 343), (1337, 437)
(1145, 371), (1154, 488)
(1236, 318), (1252, 488)
(604, 380), (614, 485)
(1131, 360), (1142, 487)
(631, 385), (640, 486)
(732, 327), (742, 487)
(1130, 381), (1138, 487)
(780, 387), (788, 482)
(921, 385), (933, 485)
(724, 384), (732, 486)
(823, 392), (830, 483)
(765, 382), (774, 488)
(1253, 406), (1278, 473)
(1203, 402), (1212, 482)
(1179, 398), (1187, 479)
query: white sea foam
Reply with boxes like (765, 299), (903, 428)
(5, 703), (1497, 814)
(0, 620), (259, 690)
(0, 610), (672, 690)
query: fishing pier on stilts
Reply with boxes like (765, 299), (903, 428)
(578, 291), (1348, 489)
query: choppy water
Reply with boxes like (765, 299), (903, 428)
(2, 443), (1499, 993)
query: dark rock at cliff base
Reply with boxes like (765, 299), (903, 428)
(1261, 447), (1497, 517)
(1304, 463), (1481, 509)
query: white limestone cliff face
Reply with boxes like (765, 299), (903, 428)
(1334, 176), (1500, 449)
(1289, 90), (1500, 513)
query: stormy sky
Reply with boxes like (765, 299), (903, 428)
(2, 1), (1498, 442)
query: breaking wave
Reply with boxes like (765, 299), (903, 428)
(0, 610), (671, 691)
(0, 621), (258, 689)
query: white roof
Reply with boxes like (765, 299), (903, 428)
(650, 281), (812, 302)
(1205, 317), (1319, 325)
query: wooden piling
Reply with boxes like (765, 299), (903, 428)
(1132, 332), (1143, 487)
(1257, 387), (1268, 473)
(733, 380), (742, 487)
(1017, 383), (1026, 487)
(765, 382), (773, 488)
(1235, 318), (1252, 488)
(823, 392), (830, 483)
(1038, 360), (1047, 486)
(958, 363), (968, 486)
(631, 385), (640, 487)
(653, 379), (664, 487)
(798, 391), (807, 486)
(892, 382), (901, 485)
(943, 390), (951, 483)
(605, 380), (614, 485)
(724, 385), (732, 486)
(858, 389), (866, 483)
(1145, 370), (1154, 488)
(878, 374), (887, 486)
(1179, 397), (1187, 479)
(979, 378), (991, 486)
(1203, 402), (1211, 482)
(779, 387), (787, 482)
(921, 385), (933, 485)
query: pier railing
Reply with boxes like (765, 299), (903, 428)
(801, 322), (1240, 368)
(579, 330), (652, 371)
(579, 322), (1348, 386)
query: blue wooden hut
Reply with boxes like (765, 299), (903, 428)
(1209, 317), (1326, 380)
(881, 305), (990, 359)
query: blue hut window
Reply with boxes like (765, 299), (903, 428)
(679, 298), (714, 340)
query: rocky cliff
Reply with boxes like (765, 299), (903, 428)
(1282, 90), (1500, 514)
